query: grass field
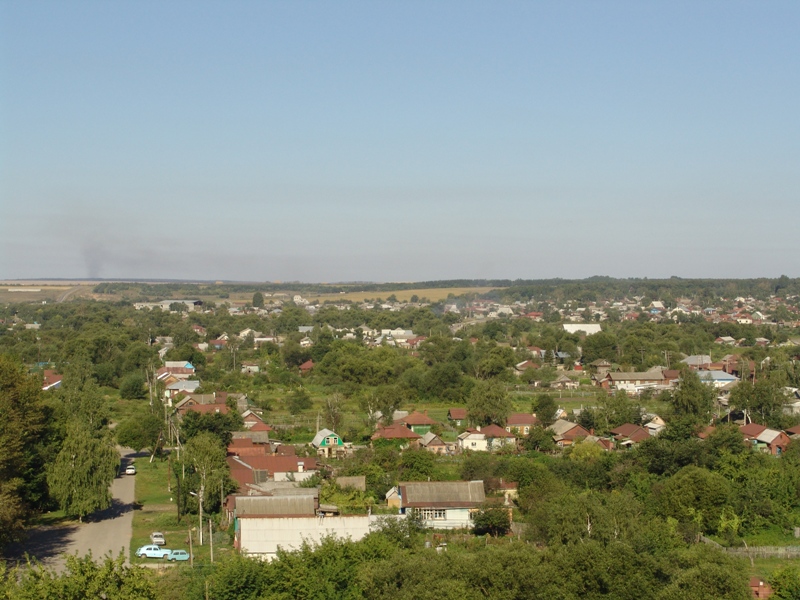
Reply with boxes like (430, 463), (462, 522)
(0, 284), (95, 304)
(129, 456), (232, 567)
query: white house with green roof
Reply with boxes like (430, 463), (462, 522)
(311, 429), (344, 457)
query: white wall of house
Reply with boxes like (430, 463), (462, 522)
(239, 516), (370, 560)
(413, 507), (474, 530)
(458, 434), (488, 452)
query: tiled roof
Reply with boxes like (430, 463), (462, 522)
(371, 423), (422, 440)
(399, 411), (438, 426)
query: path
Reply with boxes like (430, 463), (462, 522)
(8, 448), (136, 572)
(56, 285), (84, 302)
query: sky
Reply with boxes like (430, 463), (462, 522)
(1, 1), (798, 282)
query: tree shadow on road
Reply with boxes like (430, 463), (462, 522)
(4, 524), (78, 567)
(83, 498), (135, 522)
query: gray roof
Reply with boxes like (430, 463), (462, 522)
(420, 431), (445, 447)
(399, 481), (485, 508)
(235, 495), (316, 517)
(232, 431), (271, 444)
(609, 371), (665, 382)
(549, 419), (580, 436)
(681, 355), (712, 366)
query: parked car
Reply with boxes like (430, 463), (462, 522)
(167, 550), (191, 562)
(150, 532), (166, 546)
(125, 465), (136, 475)
(135, 545), (171, 559)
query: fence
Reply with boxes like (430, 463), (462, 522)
(725, 546), (800, 559)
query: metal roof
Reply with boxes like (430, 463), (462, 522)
(235, 495), (316, 517)
(399, 481), (485, 508)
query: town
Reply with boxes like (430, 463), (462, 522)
(1, 277), (799, 599)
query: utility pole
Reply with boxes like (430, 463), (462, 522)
(209, 520), (214, 563)
(188, 529), (193, 568)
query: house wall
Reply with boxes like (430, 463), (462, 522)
(238, 515), (371, 560)
(413, 507), (474, 530)
(488, 437), (516, 451)
(274, 471), (316, 483)
(459, 435), (488, 452)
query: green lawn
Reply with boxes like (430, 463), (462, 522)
(129, 455), (232, 566)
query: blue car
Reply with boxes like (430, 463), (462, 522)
(135, 545), (171, 559)
(167, 549), (191, 562)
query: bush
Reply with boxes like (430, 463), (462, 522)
(119, 372), (147, 399)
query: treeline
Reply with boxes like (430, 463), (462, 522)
(0, 355), (121, 547)
(0, 522), (757, 599)
(90, 276), (800, 303)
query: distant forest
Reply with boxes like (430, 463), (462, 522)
(92, 276), (798, 303)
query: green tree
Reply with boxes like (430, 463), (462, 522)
(399, 449), (435, 481)
(532, 393), (557, 426)
(183, 432), (227, 539)
(0, 355), (49, 548)
(671, 367), (715, 423)
(287, 387), (313, 415)
(467, 380), (511, 426)
(656, 465), (732, 536)
(770, 565), (800, 600)
(472, 504), (511, 537)
(119, 372), (147, 400)
(523, 425), (556, 453)
(3, 553), (157, 599)
(115, 414), (163, 454)
(47, 422), (119, 520)
(252, 292), (265, 308)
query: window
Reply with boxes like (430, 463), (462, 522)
(417, 508), (446, 520)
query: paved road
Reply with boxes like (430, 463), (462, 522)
(9, 449), (136, 572)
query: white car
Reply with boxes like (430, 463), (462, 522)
(150, 532), (166, 546)
(125, 465), (136, 475)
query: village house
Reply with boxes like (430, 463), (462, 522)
(505, 413), (538, 436)
(599, 371), (667, 395)
(232, 495), (370, 561)
(398, 411), (438, 435)
(227, 455), (318, 485)
(448, 408), (467, 427)
(457, 424), (516, 452)
(371, 423), (422, 448)
(548, 419), (591, 447)
(609, 423), (650, 447)
(740, 423), (790, 456)
(41, 369), (63, 391)
(419, 431), (448, 454)
(395, 481), (486, 529)
(311, 428), (345, 458)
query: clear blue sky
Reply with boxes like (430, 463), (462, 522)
(1, 1), (798, 282)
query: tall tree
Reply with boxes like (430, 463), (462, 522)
(0, 355), (48, 548)
(467, 380), (511, 426)
(47, 422), (119, 520)
(183, 432), (227, 544)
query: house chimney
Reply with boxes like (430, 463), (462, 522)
(476, 425), (481, 432)
(590, 429), (594, 435)
(297, 461), (304, 473)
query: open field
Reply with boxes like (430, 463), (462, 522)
(0, 284), (95, 303)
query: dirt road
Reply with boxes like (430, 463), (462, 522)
(8, 449), (136, 572)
